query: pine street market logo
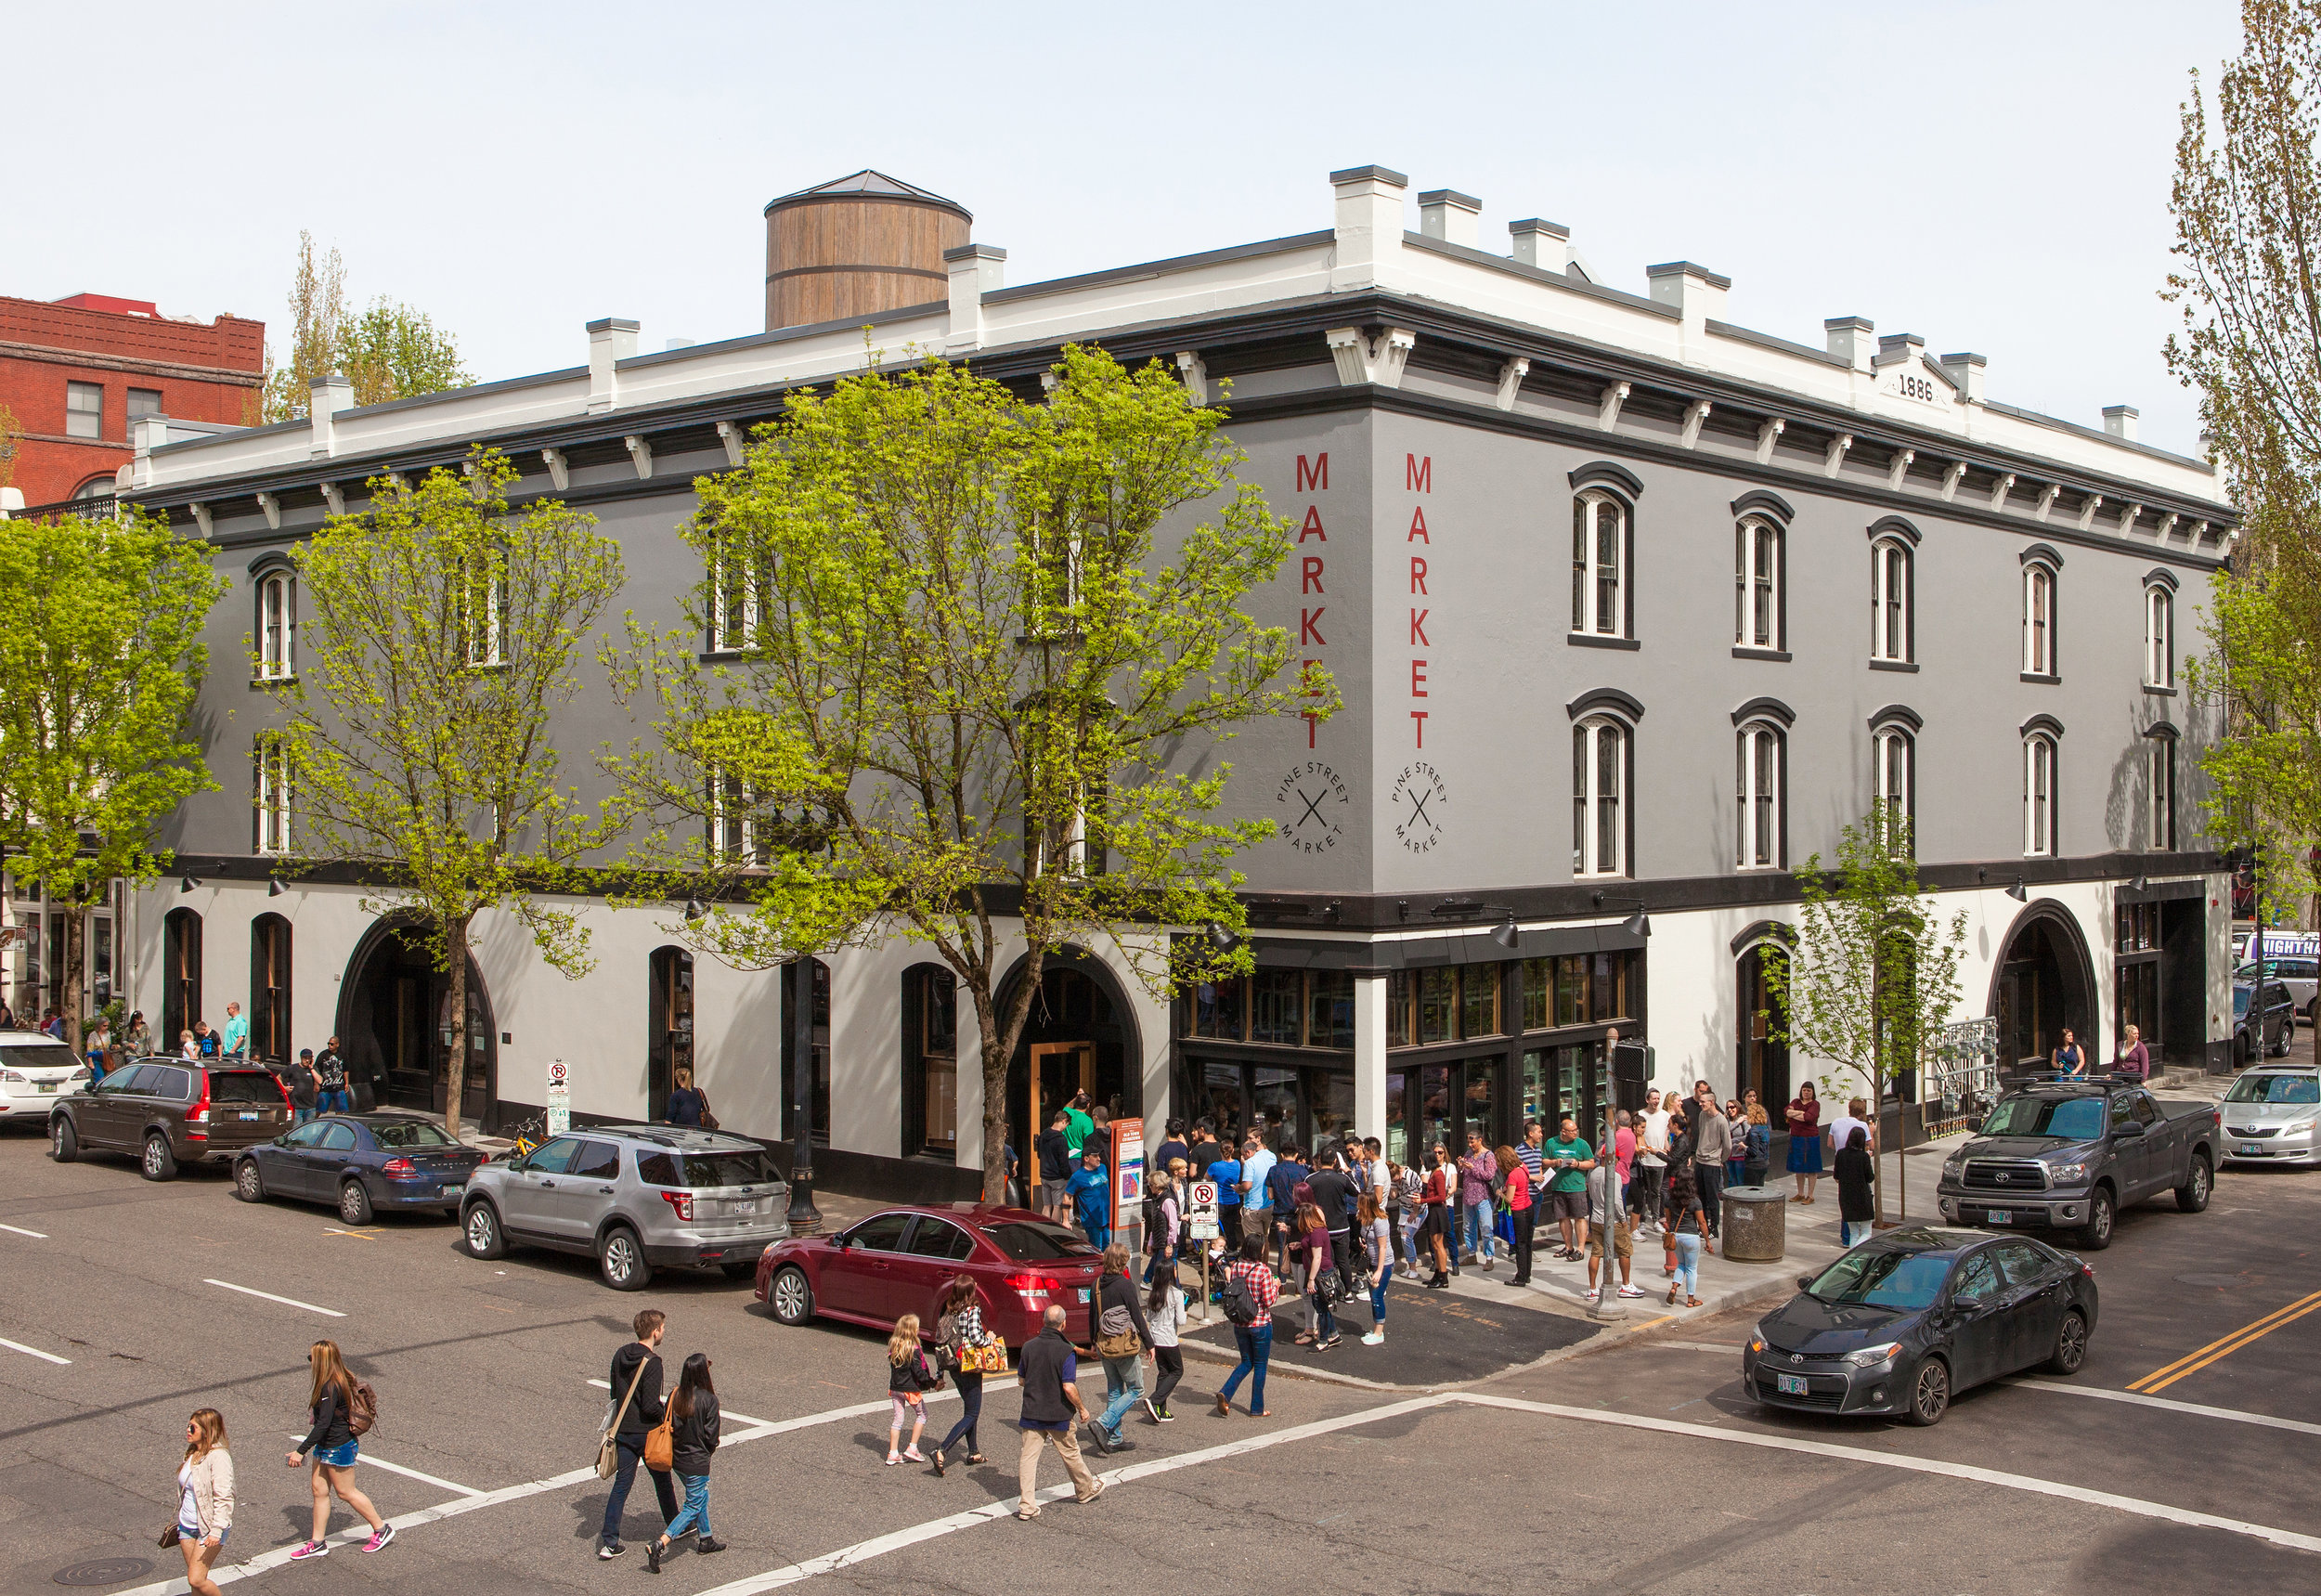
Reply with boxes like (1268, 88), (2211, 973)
(1277, 759), (1348, 855)
(1388, 760), (1447, 853)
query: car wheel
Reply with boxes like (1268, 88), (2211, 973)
(2176, 1151), (2213, 1213)
(769, 1265), (814, 1326)
(2275, 1018), (2294, 1058)
(1904, 1356), (1951, 1426)
(600, 1226), (652, 1291)
(339, 1180), (375, 1226)
(2078, 1187), (2115, 1252)
(2045, 1309), (2090, 1376)
(2236, 1032), (2250, 1068)
(234, 1160), (266, 1203)
(141, 1133), (177, 1182)
(462, 1200), (507, 1260)
(49, 1117), (77, 1163)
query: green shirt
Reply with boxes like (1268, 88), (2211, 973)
(1543, 1135), (1593, 1194)
(1063, 1107), (1095, 1154)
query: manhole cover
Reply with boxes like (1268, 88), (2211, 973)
(2176, 1272), (2257, 1289)
(54, 1558), (154, 1587)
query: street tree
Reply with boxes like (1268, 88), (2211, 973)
(607, 345), (1329, 1202)
(1761, 803), (1969, 1222)
(281, 448), (629, 1137)
(0, 507), (224, 1049)
(2168, 0), (2321, 918)
(261, 232), (470, 422)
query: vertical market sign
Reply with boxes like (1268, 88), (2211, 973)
(1111, 1118), (1145, 1252)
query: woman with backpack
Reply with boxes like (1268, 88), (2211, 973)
(1289, 1201), (1339, 1349)
(644, 1354), (724, 1572)
(930, 1275), (1000, 1474)
(1212, 1231), (1277, 1419)
(286, 1341), (390, 1560)
(1085, 1242), (1152, 1454)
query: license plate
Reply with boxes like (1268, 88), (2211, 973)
(36, 1083), (56, 1094)
(2241, 1143), (2264, 1156)
(1776, 1373), (1810, 1395)
(1987, 1210), (2013, 1225)
(1076, 1288), (1092, 1303)
(441, 1185), (460, 1198)
(240, 1112), (258, 1122)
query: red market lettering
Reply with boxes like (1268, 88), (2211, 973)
(1298, 505), (1328, 542)
(1302, 556), (1325, 593)
(1409, 609), (1429, 646)
(1298, 453), (1329, 493)
(1301, 607), (1327, 647)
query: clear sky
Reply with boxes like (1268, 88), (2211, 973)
(8, 0), (2244, 457)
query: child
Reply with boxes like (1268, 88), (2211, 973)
(886, 1315), (934, 1465)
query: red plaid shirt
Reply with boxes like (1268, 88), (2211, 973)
(1225, 1259), (1279, 1329)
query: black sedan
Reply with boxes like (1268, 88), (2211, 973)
(1743, 1227), (2098, 1425)
(233, 1113), (486, 1224)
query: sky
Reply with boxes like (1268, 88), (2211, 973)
(6, 0), (2246, 457)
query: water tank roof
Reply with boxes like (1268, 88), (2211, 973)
(764, 169), (970, 219)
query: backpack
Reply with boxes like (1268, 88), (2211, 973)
(1142, 1190), (1166, 1239)
(346, 1380), (378, 1438)
(1220, 1266), (1262, 1327)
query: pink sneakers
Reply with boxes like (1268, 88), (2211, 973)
(289, 1541), (329, 1561)
(363, 1524), (396, 1553)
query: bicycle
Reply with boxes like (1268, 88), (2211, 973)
(500, 1113), (548, 1159)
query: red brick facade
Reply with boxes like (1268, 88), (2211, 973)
(1, 293), (265, 507)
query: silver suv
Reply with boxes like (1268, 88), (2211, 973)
(459, 1125), (789, 1291)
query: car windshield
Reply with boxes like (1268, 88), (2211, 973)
(982, 1219), (1102, 1262)
(1979, 1096), (2105, 1140)
(209, 1071), (284, 1105)
(633, 1148), (783, 1188)
(2225, 1072), (2321, 1105)
(370, 1121), (456, 1148)
(1805, 1249), (1951, 1309)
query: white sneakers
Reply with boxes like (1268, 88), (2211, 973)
(1360, 1330), (1384, 1345)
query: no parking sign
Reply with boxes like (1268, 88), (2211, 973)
(546, 1058), (570, 1134)
(1187, 1179), (1219, 1239)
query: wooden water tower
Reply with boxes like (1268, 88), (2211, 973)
(762, 170), (972, 332)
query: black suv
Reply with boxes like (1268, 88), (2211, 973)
(2234, 978), (2296, 1065)
(50, 1058), (294, 1179)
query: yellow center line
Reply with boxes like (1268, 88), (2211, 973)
(2129, 1290), (2321, 1393)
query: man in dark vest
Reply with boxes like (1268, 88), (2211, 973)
(1015, 1304), (1102, 1519)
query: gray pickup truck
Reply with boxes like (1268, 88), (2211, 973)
(1934, 1075), (2221, 1251)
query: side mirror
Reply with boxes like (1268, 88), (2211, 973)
(1796, 1274), (1815, 1290)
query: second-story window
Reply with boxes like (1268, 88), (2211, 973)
(2023, 561), (2057, 677)
(464, 559), (507, 668)
(127, 388), (163, 425)
(2147, 730), (2176, 851)
(1736, 516), (1782, 650)
(2145, 582), (2174, 689)
(1572, 718), (1627, 877)
(707, 537), (762, 654)
(708, 768), (764, 865)
(1871, 537), (1912, 662)
(257, 572), (295, 681)
(1570, 492), (1627, 638)
(1874, 723), (1914, 850)
(253, 737), (291, 855)
(2023, 732), (2058, 857)
(67, 381), (103, 440)
(1735, 720), (1783, 869)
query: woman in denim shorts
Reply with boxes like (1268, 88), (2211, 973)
(286, 1341), (394, 1560)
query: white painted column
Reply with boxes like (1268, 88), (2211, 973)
(1355, 974), (1388, 1141)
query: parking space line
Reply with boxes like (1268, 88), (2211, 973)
(0, 1222), (47, 1239)
(0, 1336), (70, 1366)
(1457, 1393), (2321, 1555)
(202, 1278), (345, 1317)
(2127, 1288), (2321, 1393)
(2015, 1378), (2321, 1439)
(282, 1434), (485, 1498)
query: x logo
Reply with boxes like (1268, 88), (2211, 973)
(1406, 788), (1435, 829)
(1293, 785), (1328, 830)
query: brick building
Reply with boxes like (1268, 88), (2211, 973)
(0, 293), (263, 508)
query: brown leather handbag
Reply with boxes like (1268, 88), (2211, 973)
(643, 1409), (675, 1473)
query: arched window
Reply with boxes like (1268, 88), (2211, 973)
(902, 964), (959, 1158)
(250, 914), (292, 1066)
(1571, 718), (1628, 877)
(2146, 727), (2177, 851)
(706, 534), (764, 655)
(72, 475), (116, 502)
(2145, 580), (2174, 689)
(1735, 720), (1784, 869)
(1873, 720), (1915, 851)
(1570, 491), (1629, 639)
(163, 907), (202, 1049)
(647, 945), (694, 1123)
(253, 735), (290, 855)
(2023, 731), (2059, 856)
(1871, 536), (1912, 663)
(255, 569), (295, 681)
(2022, 558), (2059, 677)
(780, 956), (831, 1146)
(1735, 516), (1783, 651)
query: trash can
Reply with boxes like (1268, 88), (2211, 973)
(1719, 1184), (1787, 1263)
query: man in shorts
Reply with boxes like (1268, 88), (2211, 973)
(1584, 1156), (1642, 1302)
(1540, 1116), (1595, 1262)
(1037, 1109), (1073, 1220)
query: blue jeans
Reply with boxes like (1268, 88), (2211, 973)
(601, 1435), (678, 1546)
(1840, 1218), (1874, 1248)
(317, 1088), (352, 1115)
(939, 1370), (983, 1456)
(1464, 1200), (1496, 1261)
(1082, 1225), (1109, 1251)
(1673, 1231), (1703, 1298)
(1219, 1324), (1271, 1412)
(663, 1473), (711, 1541)
(1096, 1355), (1144, 1438)
(294, 1108), (317, 1125)
(1368, 1273), (1388, 1325)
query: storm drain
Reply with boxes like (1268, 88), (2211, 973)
(54, 1558), (154, 1587)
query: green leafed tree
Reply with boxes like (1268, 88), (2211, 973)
(1761, 804), (1969, 1222)
(280, 448), (629, 1136)
(261, 232), (471, 422)
(606, 345), (1332, 1200)
(0, 508), (225, 1048)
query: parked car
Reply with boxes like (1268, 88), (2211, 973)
(1934, 1076), (2220, 1249)
(459, 1125), (788, 1291)
(2220, 1064), (2321, 1168)
(1744, 1227), (2099, 1425)
(0, 1032), (90, 1125)
(2233, 978), (2296, 1064)
(49, 1058), (293, 1178)
(233, 1113), (487, 1223)
(2239, 930), (2321, 1023)
(756, 1203), (1104, 1348)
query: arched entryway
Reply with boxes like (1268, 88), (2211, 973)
(999, 949), (1142, 1170)
(1732, 925), (1792, 1110)
(1990, 901), (2098, 1071)
(335, 916), (499, 1127)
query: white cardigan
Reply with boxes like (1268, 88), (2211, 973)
(185, 1448), (235, 1536)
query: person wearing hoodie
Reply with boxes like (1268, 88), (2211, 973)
(600, 1310), (680, 1561)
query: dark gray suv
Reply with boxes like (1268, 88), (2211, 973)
(459, 1124), (789, 1291)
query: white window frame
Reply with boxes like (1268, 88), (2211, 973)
(1572, 718), (1627, 878)
(2023, 733), (2058, 857)
(66, 381), (102, 441)
(1874, 725), (1914, 850)
(464, 558), (507, 668)
(1871, 538), (1912, 662)
(1735, 516), (1782, 650)
(2145, 584), (2173, 689)
(254, 738), (291, 856)
(257, 572), (294, 681)
(1735, 721), (1783, 870)
(2023, 563), (2056, 676)
(2148, 733), (2175, 851)
(708, 768), (762, 867)
(1570, 492), (1627, 638)
(708, 539), (762, 655)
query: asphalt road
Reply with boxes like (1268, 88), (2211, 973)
(1, 1112), (2315, 1596)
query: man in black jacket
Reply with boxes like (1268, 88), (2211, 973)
(1016, 1304), (1101, 1519)
(600, 1308), (680, 1559)
(1303, 1152), (1357, 1296)
(1036, 1110), (1073, 1220)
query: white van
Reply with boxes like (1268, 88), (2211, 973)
(2242, 930), (2321, 1024)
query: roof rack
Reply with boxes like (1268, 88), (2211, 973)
(2004, 1070), (2144, 1089)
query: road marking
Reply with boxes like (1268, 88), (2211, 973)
(0, 1336), (70, 1365)
(2015, 1378), (2321, 1439)
(0, 1222), (48, 1239)
(282, 1434), (485, 1498)
(201, 1278), (345, 1317)
(1457, 1393), (2321, 1556)
(2129, 1289), (2321, 1393)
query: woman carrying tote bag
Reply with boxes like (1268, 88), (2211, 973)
(174, 1408), (235, 1596)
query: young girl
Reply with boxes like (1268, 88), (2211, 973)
(886, 1315), (934, 1466)
(286, 1341), (389, 1559)
(1143, 1269), (1186, 1421)
(646, 1353), (723, 1572)
(1290, 1202), (1337, 1349)
(175, 1408), (234, 1596)
(1357, 1189), (1393, 1344)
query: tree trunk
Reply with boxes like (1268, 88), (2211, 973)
(444, 915), (469, 1142)
(62, 908), (84, 1058)
(974, 947), (1046, 1206)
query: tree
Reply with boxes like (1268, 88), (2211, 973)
(259, 232), (471, 422)
(0, 508), (224, 1049)
(281, 448), (629, 1136)
(2168, 0), (2321, 919)
(1761, 804), (1969, 1223)
(607, 345), (1330, 1201)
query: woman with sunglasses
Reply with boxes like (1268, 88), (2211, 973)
(176, 1408), (235, 1596)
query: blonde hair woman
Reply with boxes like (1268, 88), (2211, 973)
(286, 1340), (391, 1560)
(176, 1408), (235, 1596)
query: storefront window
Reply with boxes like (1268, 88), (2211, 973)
(1462, 965), (1501, 1038)
(1191, 978), (1244, 1041)
(1555, 956), (1588, 1028)
(1417, 967), (1459, 1045)
(1310, 1070), (1355, 1148)
(1521, 959), (1550, 1032)
(1201, 1061), (1246, 1144)
(1307, 971), (1355, 1049)
(1463, 1061), (1497, 1144)
(1251, 1067), (1297, 1149)
(1388, 972), (1415, 1047)
(1419, 1065), (1454, 1158)
(1250, 970), (1302, 1045)
(1521, 1050), (1550, 1130)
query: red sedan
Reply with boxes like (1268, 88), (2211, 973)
(754, 1202), (1106, 1348)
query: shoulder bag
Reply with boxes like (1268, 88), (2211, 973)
(595, 1357), (651, 1479)
(696, 1087), (720, 1132)
(643, 1408), (676, 1473)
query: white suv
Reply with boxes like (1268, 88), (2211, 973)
(0, 1032), (89, 1125)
